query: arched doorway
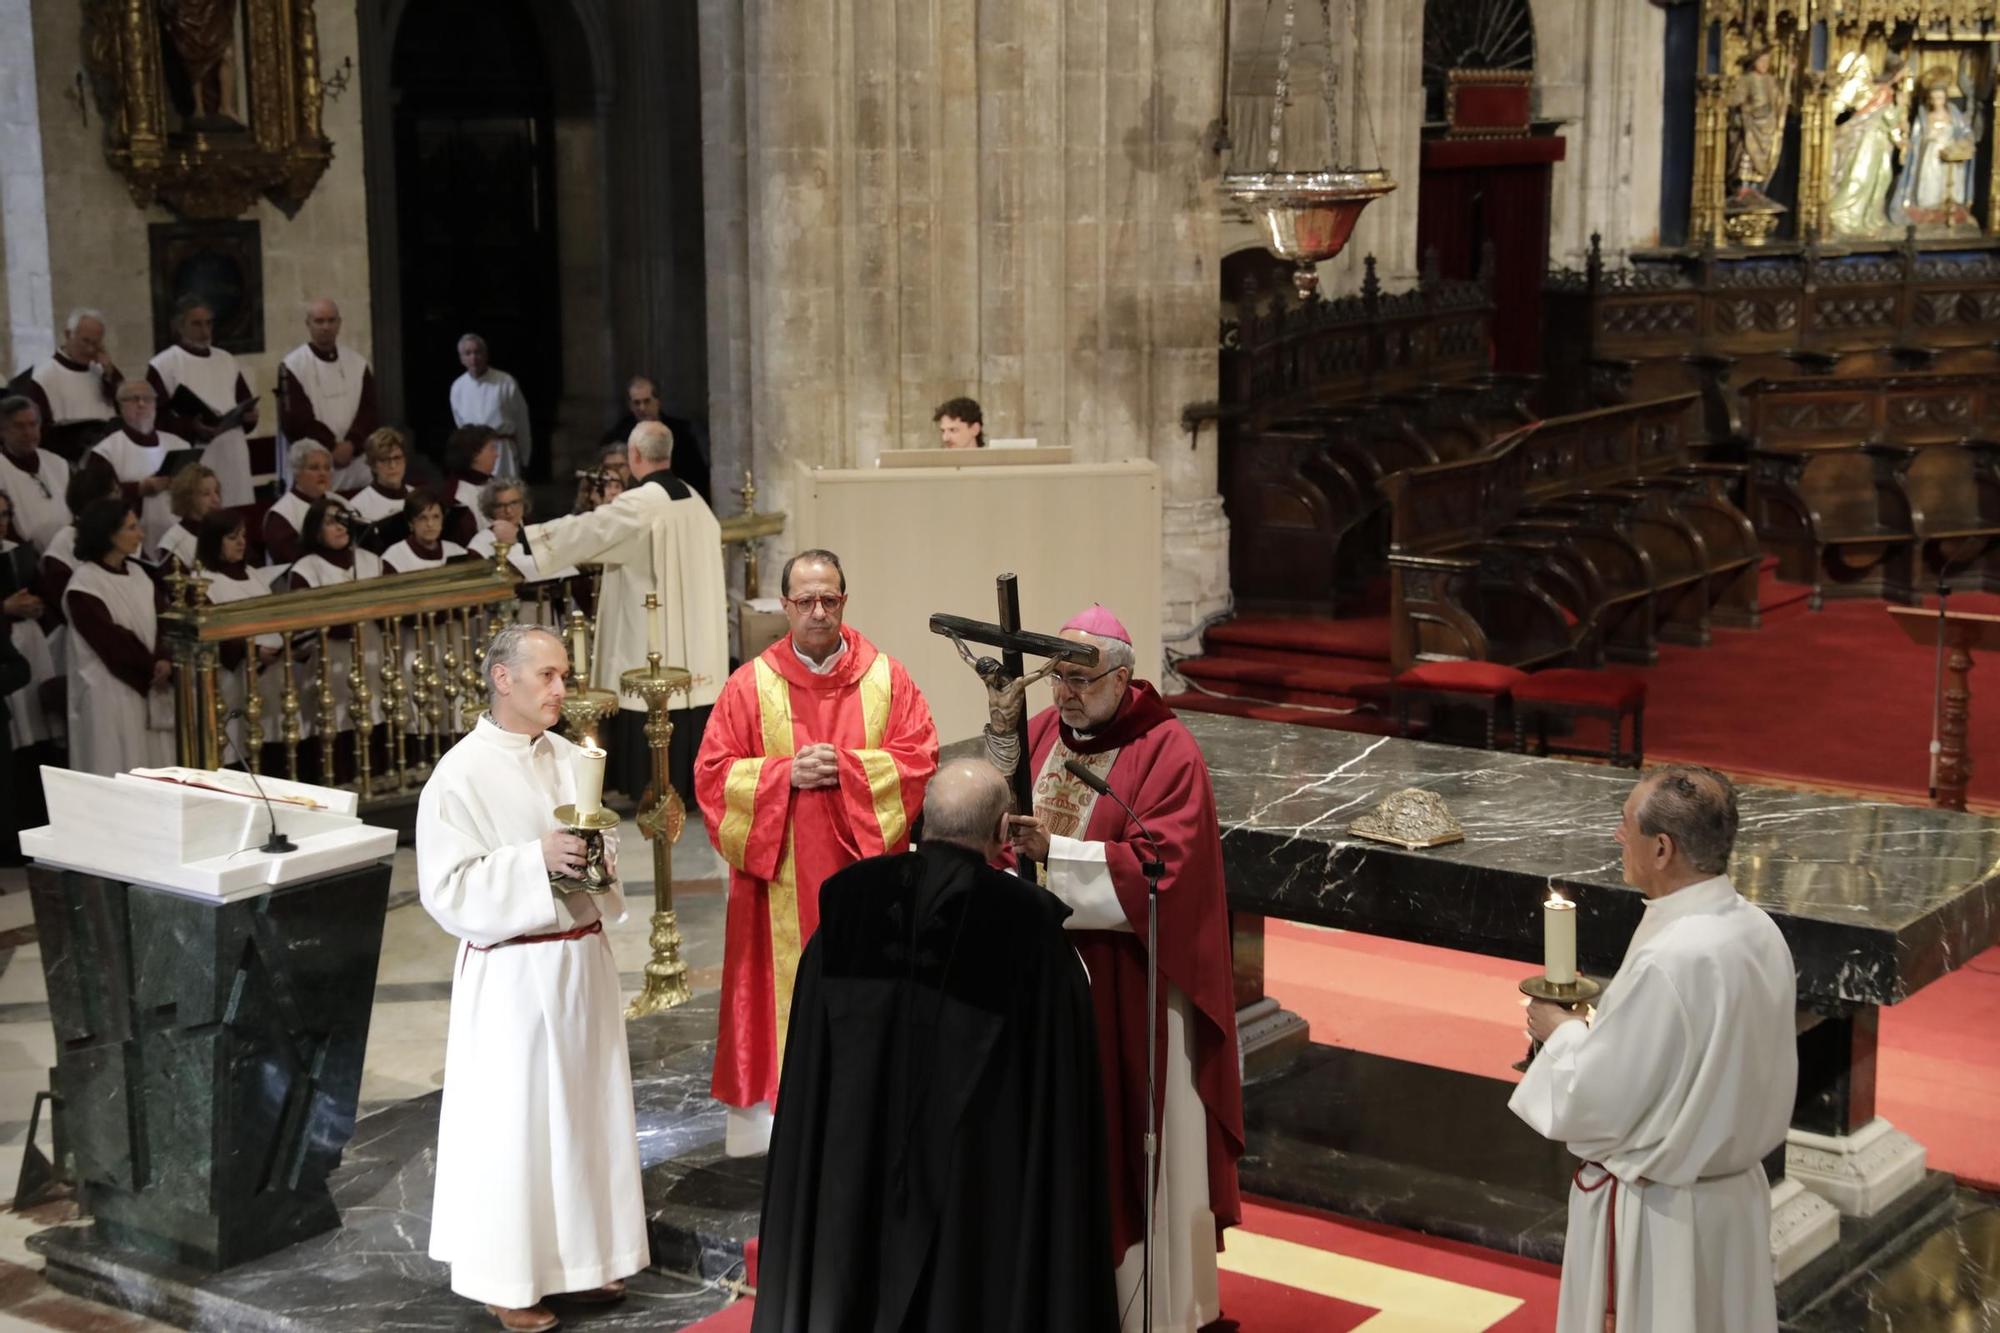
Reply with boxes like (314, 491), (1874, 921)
(389, 0), (572, 479)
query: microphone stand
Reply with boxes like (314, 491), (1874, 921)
(220, 709), (295, 855)
(1064, 759), (1165, 1331)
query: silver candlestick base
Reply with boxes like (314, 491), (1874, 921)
(1514, 973), (1604, 1071)
(550, 804), (621, 895)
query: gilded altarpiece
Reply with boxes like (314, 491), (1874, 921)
(81, 0), (334, 219)
(1690, 0), (2000, 248)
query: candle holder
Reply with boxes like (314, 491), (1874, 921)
(622, 652), (695, 1019)
(1514, 973), (1605, 1072)
(550, 803), (621, 895)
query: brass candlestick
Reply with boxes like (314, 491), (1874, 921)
(623, 651), (695, 1018)
(551, 803), (620, 895)
(559, 608), (620, 744)
(1514, 973), (1605, 1072)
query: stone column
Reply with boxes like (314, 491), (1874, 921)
(1539, 0), (1667, 265)
(0, 0), (54, 374)
(698, 0), (752, 517)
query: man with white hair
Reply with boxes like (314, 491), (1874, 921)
(19, 308), (123, 461)
(0, 396), (72, 551)
(449, 333), (531, 481)
(262, 440), (334, 570)
(148, 296), (259, 507)
(1006, 604), (1244, 1333)
(85, 380), (191, 558)
(1510, 766), (1796, 1333)
(278, 298), (381, 492)
(417, 624), (645, 1332)
(492, 420), (725, 804)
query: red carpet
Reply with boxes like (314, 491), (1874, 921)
(1267, 921), (2000, 1192)
(683, 1198), (1561, 1330)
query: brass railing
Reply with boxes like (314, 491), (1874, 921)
(160, 559), (537, 805)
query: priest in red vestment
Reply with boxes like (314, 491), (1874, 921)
(1007, 604), (1243, 1332)
(694, 548), (938, 1156)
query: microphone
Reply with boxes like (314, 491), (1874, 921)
(1062, 756), (1113, 797)
(220, 709), (296, 854)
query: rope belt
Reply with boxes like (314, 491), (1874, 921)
(473, 919), (603, 950)
(1573, 1161), (1620, 1333)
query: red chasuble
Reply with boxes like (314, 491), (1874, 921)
(695, 625), (939, 1109)
(1025, 682), (1244, 1257)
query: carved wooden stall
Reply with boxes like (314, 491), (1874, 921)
(1221, 252), (1541, 612)
(1744, 371), (2000, 605)
(1382, 394), (1761, 672)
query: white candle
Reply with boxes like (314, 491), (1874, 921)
(646, 592), (663, 659)
(1544, 892), (1577, 986)
(568, 620), (590, 684)
(572, 744), (607, 818)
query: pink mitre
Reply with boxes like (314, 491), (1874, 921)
(1060, 604), (1130, 644)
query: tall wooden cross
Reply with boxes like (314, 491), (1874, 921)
(929, 574), (1100, 815)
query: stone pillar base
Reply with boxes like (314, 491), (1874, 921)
(1769, 1177), (1841, 1283)
(1786, 1117), (1928, 1217)
(1236, 997), (1309, 1082)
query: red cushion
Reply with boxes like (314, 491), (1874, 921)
(1514, 668), (1647, 710)
(1393, 660), (1531, 696)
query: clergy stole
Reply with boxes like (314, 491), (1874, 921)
(700, 630), (938, 1110)
(1031, 741), (1119, 840)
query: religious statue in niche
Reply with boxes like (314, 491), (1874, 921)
(1724, 43), (1793, 243)
(1890, 67), (1980, 235)
(157, 0), (243, 128)
(1826, 53), (1910, 240)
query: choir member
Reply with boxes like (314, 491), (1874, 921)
(277, 297), (380, 492)
(448, 334), (530, 480)
(62, 499), (172, 776)
(442, 425), (499, 547)
(18, 309), (121, 461)
(87, 380), (190, 558)
(0, 395), (73, 551)
(264, 440), (334, 571)
(148, 297), (259, 507)
(382, 490), (467, 573)
(157, 463), (222, 570)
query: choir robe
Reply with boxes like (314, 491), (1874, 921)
(278, 342), (380, 492)
(1025, 682), (1245, 1333)
(525, 471), (727, 800)
(693, 626), (939, 1149)
(22, 353), (118, 461)
(449, 368), (532, 478)
(341, 482), (410, 553)
(417, 717), (647, 1309)
(38, 526), (77, 623)
(261, 487), (318, 570)
(752, 842), (1118, 1333)
(447, 473), (491, 548)
(1, 540), (60, 749)
(149, 344), (256, 507)
(1509, 875), (1797, 1333)
(88, 424), (191, 557)
(289, 549), (385, 732)
(382, 537), (467, 573)
(0, 448), (72, 551)
(200, 560), (281, 754)
(157, 519), (200, 571)
(63, 558), (172, 776)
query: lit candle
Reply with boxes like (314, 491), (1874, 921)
(572, 744), (607, 818)
(1544, 891), (1577, 986)
(646, 592), (663, 659)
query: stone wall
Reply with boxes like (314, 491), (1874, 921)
(701, 0), (1233, 663)
(19, 0), (371, 412)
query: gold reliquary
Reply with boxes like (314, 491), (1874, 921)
(82, 0), (334, 219)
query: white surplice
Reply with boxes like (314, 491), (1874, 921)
(151, 344), (256, 507)
(1044, 840), (1219, 1333)
(1509, 875), (1797, 1333)
(281, 343), (373, 491)
(90, 426), (191, 558)
(0, 450), (71, 551)
(29, 356), (116, 427)
(62, 559), (173, 776)
(418, 717), (647, 1309)
(524, 478), (726, 708)
(382, 539), (467, 573)
(449, 369), (532, 478)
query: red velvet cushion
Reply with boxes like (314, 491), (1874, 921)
(1514, 668), (1647, 710)
(1393, 660), (1531, 695)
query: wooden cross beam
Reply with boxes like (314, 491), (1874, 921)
(928, 573), (1099, 814)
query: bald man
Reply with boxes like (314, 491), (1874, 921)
(753, 760), (1116, 1332)
(278, 298), (382, 492)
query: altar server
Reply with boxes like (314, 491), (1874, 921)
(148, 297), (259, 507)
(418, 624), (645, 1332)
(0, 396), (73, 551)
(449, 333), (531, 480)
(277, 298), (380, 492)
(1510, 766), (1796, 1333)
(62, 500), (171, 776)
(19, 309), (121, 461)
(1005, 605), (1244, 1333)
(87, 380), (190, 558)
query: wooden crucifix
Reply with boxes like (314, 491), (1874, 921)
(929, 574), (1100, 815)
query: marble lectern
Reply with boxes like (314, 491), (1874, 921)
(22, 768), (397, 1269)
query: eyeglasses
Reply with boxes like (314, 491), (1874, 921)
(1050, 665), (1119, 692)
(782, 594), (847, 614)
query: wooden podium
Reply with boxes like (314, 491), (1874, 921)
(1890, 605), (2000, 811)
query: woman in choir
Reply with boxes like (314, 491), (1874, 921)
(382, 489), (467, 573)
(0, 492), (60, 844)
(62, 499), (172, 776)
(443, 424), (500, 547)
(156, 463), (222, 570)
(469, 479), (575, 625)
(342, 427), (414, 553)
(40, 467), (119, 620)
(194, 510), (283, 767)
(289, 498), (385, 781)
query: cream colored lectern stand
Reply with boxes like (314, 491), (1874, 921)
(793, 456), (1162, 745)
